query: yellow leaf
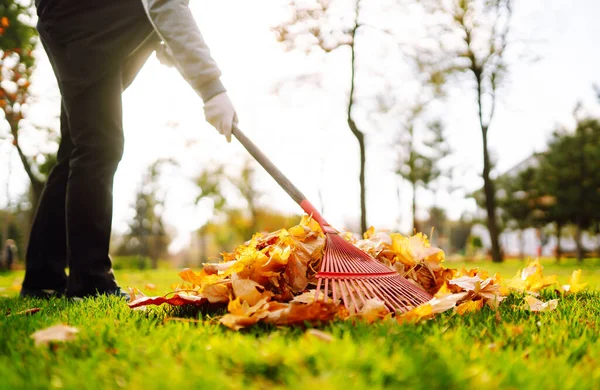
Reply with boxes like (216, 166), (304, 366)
(391, 233), (417, 266)
(508, 260), (557, 293)
(363, 226), (376, 239)
(562, 269), (587, 293)
(455, 299), (484, 315)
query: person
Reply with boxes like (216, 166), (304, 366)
(20, 0), (238, 298)
(4, 239), (17, 271)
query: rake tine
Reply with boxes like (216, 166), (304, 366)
(351, 279), (368, 306)
(315, 278), (323, 302)
(324, 278), (329, 301)
(355, 280), (373, 303)
(377, 282), (409, 311)
(332, 279), (338, 303)
(389, 277), (431, 303)
(345, 280), (361, 314)
(338, 279), (352, 314)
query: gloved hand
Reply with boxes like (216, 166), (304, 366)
(203, 92), (237, 142)
(156, 42), (175, 68)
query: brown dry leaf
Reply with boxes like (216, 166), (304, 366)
(305, 329), (334, 343)
(264, 301), (339, 327)
(202, 282), (232, 304)
(357, 298), (390, 323)
(128, 292), (207, 309)
(231, 278), (272, 306)
(284, 254), (309, 293)
(8, 308), (41, 317)
(524, 295), (558, 312)
(31, 324), (79, 346)
(202, 260), (237, 275)
(220, 297), (272, 330)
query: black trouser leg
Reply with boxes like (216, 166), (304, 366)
(63, 66), (124, 297)
(22, 105), (73, 292)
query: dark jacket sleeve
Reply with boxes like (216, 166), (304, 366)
(141, 0), (226, 102)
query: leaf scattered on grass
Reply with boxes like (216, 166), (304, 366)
(524, 296), (558, 312)
(562, 269), (587, 293)
(8, 308), (41, 317)
(30, 324), (79, 346)
(305, 329), (334, 343)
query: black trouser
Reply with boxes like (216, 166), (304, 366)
(22, 2), (159, 296)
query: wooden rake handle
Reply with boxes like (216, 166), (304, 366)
(232, 124), (330, 228)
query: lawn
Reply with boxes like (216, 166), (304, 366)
(1, 259), (599, 390)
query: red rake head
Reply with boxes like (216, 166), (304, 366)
(314, 230), (433, 314)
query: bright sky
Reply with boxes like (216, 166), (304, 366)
(1, 0), (599, 252)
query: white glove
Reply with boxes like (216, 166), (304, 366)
(203, 92), (237, 143)
(156, 42), (175, 68)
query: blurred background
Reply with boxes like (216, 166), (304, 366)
(1, 0), (599, 272)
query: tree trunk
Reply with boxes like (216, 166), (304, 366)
(555, 222), (562, 263)
(575, 225), (584, 262)
(412, 184), (418, 234)
(14, 134), (44, 209)
(519, 230), (525, 261)
(347, 2), (367, 234)
(482, 130), (502, 262)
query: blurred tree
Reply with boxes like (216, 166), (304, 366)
(536, 118), (600, 262)
(447, 215), (474, 255)
(194, 159), (301, 259)
(421, 0), (515, 262)
(274, 0), (369, 233)
(118, 159), (174, 268)
(395, 103), (450, 233)
(496, 166), (541, 260)
(0, 0), (57, 209)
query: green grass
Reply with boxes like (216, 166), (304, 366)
(1, 261), (600, 390)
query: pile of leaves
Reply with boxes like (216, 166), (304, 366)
(128, 216), (587, 329)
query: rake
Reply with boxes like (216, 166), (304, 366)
(232, 125), (432, 313)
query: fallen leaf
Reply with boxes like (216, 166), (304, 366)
(357, 298), (390, 323)
(8, 308), (41, 317)
(31, 324), (79, 346)
(284, 254), (309, 293)
(231, 278), (272, 306)
(398, 293), (467, 323)
(508, 260), (557, 293)
(201, 282), (231, 304)
(305, 329), (334, 343)
(562, 269), (587, 293)
(455, 299), (484, 315)
(128, 292), (207, 309)
(524, 295), (558, 312)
